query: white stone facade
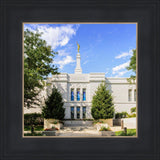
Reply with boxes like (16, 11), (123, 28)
(24, 52), (136, 119)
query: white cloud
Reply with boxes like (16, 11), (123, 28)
(57, 49), (69, 57)
(112, 61), (130, 74)
(24, 24), (79, 50)
(24, 24), (79, 70)
(105, 68), (110, 75)
(54, 49), (76, 69)
(83, 60), (89, 65)
(114, 70), (128, 77)
(115, 49), (133, 59)
(54, 56), (75, 69)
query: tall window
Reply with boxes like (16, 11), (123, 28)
(134, 89), (136, 101)
(77, 107), (80, 119)
(71, 88), (74, 101)
(128, 89), (132, 101)
(83, 89), (86, 101)
(83, 107), (86, 119)
(77, 88), (80, 101)
(71, 107), (74, 119)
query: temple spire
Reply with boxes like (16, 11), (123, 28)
(75, 42), (82, 74)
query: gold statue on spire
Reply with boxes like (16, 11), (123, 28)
(77, 42), (80, 53)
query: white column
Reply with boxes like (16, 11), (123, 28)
(80, 107), (83, 119)
(75, 53), (82, 74)
(81, 88), (83, 101)
(86, 106), (88, 119)
(74, 88), (76, 101)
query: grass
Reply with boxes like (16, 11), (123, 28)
(115, 129), (136, 136)
(24, 125), (44, 131)
(24, 132), (43, 136)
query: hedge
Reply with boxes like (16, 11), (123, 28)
(24, 113), (44, 125)
(115, 112), (128, 119)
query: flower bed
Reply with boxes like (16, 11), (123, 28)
(95, 123), (109, 131)
(44, 119), (63, 130)
(42, 127), (59, 136)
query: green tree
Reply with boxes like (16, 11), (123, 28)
(91, 82), (114, 119)
(131, 107), (136, 113)
(126, 49), (136, 83)
(24, 29), (59, 108)
(42, 87), (65, 120)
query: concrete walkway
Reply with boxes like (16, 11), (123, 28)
(57, 126), (101, 137)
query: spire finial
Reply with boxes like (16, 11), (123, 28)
(77, 42), (80, 53)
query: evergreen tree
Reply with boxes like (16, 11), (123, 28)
(42, 87), (65, 120)
(91, 82), (114, 119)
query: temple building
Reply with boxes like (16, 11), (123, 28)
(24, 51), (136, 119)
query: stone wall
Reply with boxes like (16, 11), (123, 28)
(121, 117), (136, 129)
(44, 119), (63, 129)
(99, 119), (113, 127)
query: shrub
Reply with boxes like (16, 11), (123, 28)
(99, 126), (111, 131)
(42, 87), (65, 120)
(127, 113), (136, 118)
(115, 112), (127, 119)
(131, 107), (136, 113)
(91, 82), (114, 119)
(24, 113), (44, 125)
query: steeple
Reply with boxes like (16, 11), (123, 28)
(75, 42), (82, 74)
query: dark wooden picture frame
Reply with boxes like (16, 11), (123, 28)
(0, 0), (160, 159)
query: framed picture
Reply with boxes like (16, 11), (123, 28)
(0, 0), (160, 159)
(23, 22), (137, 138)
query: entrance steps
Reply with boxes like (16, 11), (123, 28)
(64, 120), (93, 126)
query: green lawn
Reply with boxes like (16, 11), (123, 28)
(24, 125), (44, 131)
(115, 129), (136, 136)
(24, 133), (43, 136)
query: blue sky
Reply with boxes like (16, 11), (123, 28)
(24, 23), (136, 77)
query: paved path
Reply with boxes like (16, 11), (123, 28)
(57, 126), (101, 137)
(110, 126), (122, 132)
